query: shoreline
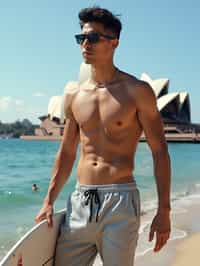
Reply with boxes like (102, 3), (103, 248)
(135, 196), (200, 266)
(20, 135), (200, 143)
(93, 196), (200, 266)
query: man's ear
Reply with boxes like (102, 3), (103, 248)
(112, 39), (119, 49)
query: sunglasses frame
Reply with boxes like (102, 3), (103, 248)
(75, 32), (116, 45)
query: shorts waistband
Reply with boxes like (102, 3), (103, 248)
(75, 180), (137, 193)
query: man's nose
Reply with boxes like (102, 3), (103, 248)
(82, 38), (91, 48)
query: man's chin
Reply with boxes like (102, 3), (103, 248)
(83, 58), (92, 65)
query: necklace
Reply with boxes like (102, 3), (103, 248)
(89, 67), (120, 88)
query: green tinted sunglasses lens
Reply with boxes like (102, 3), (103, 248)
(87, 33), (99, 43)
(75, 33), (100, 44)
(75, 34), (85, 44)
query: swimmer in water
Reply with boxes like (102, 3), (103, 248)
(32, 184), (39, 192)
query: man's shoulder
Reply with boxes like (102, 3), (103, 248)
(134, 79), (155, 96)
(119, 70), (150, 90)
(120, 70), (154, 97)
(133, 80), (157, 109)
(119, 70), (138, 85)
(63, 81), (80, 104)
(64, 81), (80, 96)
(119, 72), (157, 110)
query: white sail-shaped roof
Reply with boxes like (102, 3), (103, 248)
(79, 62), (91, 84)
(48, 96), (64, 123)
(179, 92), (189, 108)
(153, 79), (169, 97)
(141, 73), (152, 84)
(157, 92), (179, 111)
(178, 91), (191, 122)
(141, 73), (169, 98)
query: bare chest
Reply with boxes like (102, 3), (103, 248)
(72, 86), (136, 130)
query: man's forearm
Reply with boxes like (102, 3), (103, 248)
(44, 151), (76, 205)
(153, 149), (171, 212)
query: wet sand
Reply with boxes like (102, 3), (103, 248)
(93, 197), (200, 265)
(136, 198), (200, 266)
(171, 233), (200, 266)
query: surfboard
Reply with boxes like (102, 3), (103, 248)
(0, 209), (66, 266)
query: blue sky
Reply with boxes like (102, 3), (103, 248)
(0, 0), (200, 124)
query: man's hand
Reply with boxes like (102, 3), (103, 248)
(149, 209), (171, 252)
(35, 203), (54, 228)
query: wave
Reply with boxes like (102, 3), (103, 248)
(140, 182), (200, 216)
(136, 221), (187, 257)
(0, 191), (42, 209)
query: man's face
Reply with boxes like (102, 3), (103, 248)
(78, 22), (118, 65)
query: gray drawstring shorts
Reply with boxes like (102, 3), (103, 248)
(54, 181), (141, 266)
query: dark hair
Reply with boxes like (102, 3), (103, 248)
(78, 7), (122, 39)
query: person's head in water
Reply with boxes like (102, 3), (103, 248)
(32, 184), (39, 192)
(75, 7), (122, 65)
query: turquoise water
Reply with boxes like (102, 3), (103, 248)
(0, 139), (200, 259)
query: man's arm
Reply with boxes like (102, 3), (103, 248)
(134, 81), (171, 252)
(35, 88), (79, 226)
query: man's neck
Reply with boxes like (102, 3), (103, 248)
(90, 63), (118, 85)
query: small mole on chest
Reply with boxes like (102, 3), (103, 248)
(116, 121), (122, 126)
(93, 162), (98, 166)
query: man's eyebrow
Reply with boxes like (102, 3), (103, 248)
(82, 29), (102, 34)
(82, 31), (96, 34)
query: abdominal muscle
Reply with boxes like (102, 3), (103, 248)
(77, 157), (135, 185)
(76, 129), (139, 185)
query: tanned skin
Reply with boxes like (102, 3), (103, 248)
(36, 21), (171, 253)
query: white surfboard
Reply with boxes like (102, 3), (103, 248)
(0, 209), (66, 266)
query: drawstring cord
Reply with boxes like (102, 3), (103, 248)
(84, 189), (101, 222)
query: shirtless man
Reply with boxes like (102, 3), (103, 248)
(36, 7), (171, 266)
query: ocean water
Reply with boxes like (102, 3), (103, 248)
(0, 139), (200, 260)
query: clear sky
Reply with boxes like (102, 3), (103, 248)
(0, 0), (200, 124)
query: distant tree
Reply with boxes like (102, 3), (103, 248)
(22, 119), (32, 128)
(0, 119), (37, 138)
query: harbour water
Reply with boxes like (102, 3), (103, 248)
(0, 139), (200, 260)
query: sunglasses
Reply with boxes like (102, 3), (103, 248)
(75, 32), (116, 45)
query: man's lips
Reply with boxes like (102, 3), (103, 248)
(82, 51), (93, 56)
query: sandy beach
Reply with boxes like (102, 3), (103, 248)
(135, 196), (200, 266)
(93, 195), (200, 266)
(171, 233), (200, 266)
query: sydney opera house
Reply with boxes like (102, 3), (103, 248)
(141, 73), (191, 124)
(22, 64), (200, 142)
